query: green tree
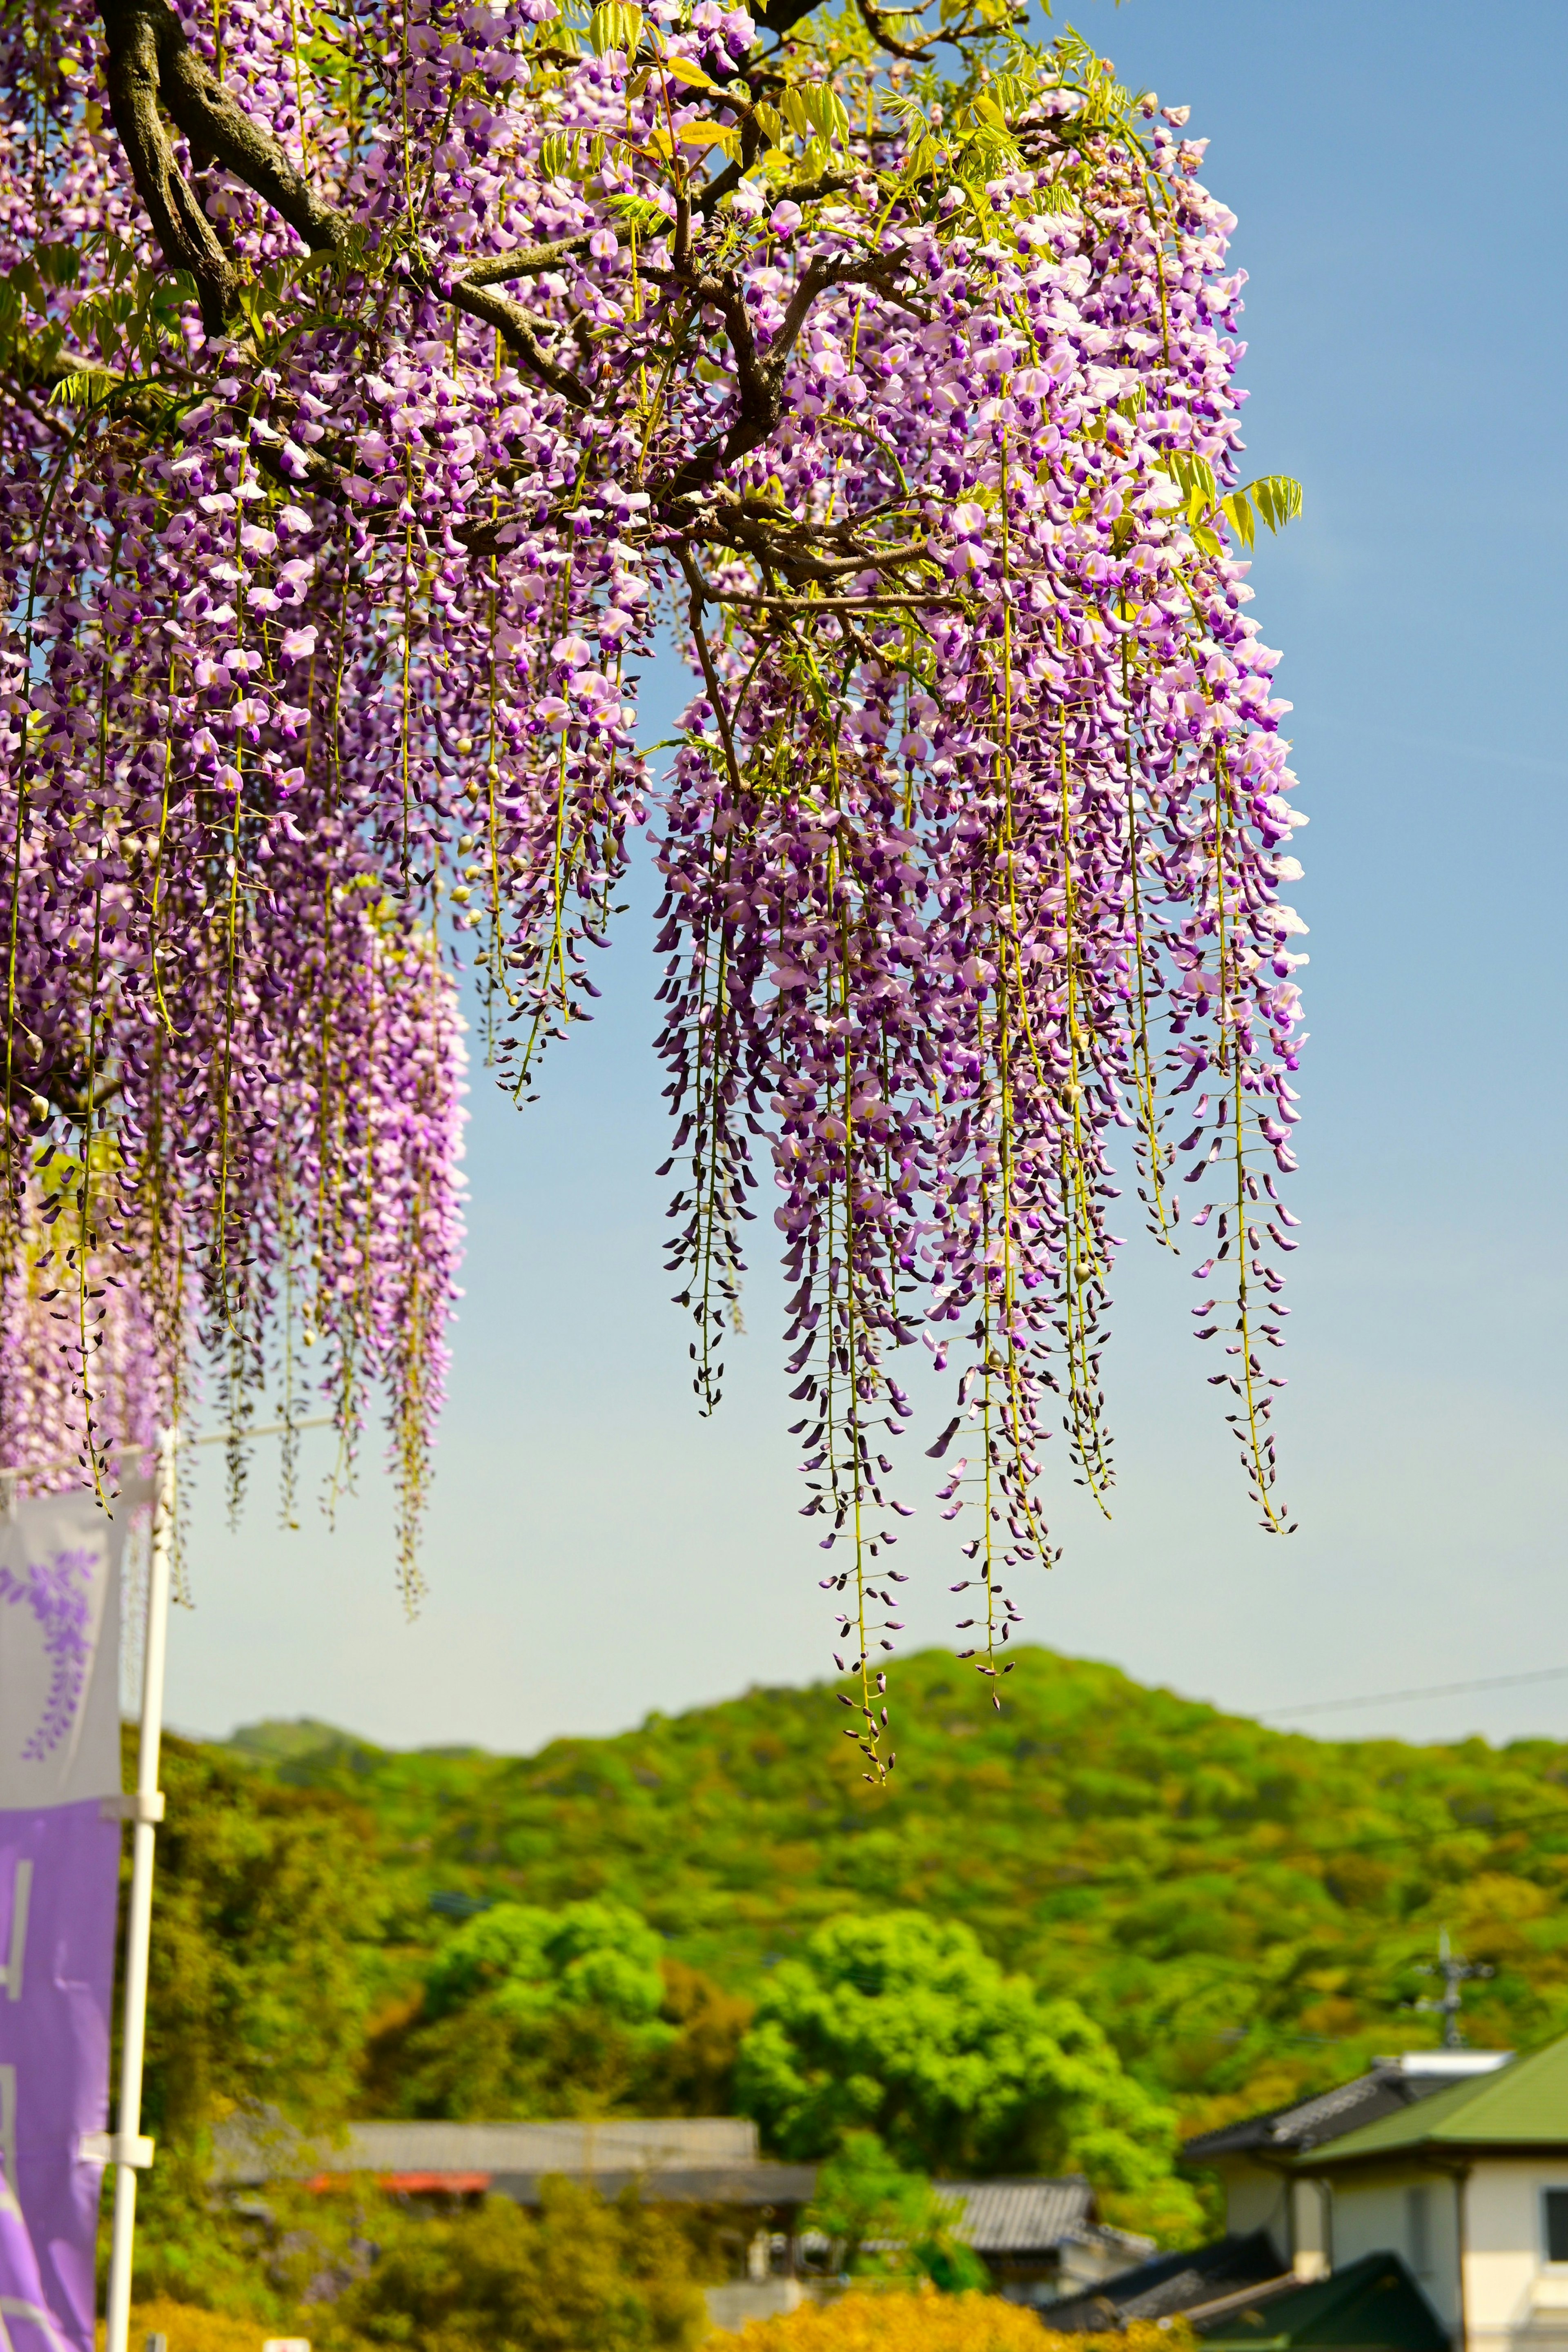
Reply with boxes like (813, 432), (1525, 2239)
(805, 2132), (989, 2292)
(736, 1912), (1187, 2198)
(139, 1732), (384, 2147)
(126, 1731), (387, 2305)
(394, 1900), (677, 2118)
(640, 1960), (757, 2116)
(337, 2179), (707, 2352)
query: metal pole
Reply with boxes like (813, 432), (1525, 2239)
(102, 1423), (178, 2352)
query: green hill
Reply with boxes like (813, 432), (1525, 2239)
(214, 1645), (1568, 2130)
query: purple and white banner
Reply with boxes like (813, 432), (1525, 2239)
(0, 1493), (129, 2352)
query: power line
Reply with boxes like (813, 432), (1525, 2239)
(1262, 1665), (1568, 1720)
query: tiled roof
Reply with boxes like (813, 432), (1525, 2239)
(940, 2178), (1097, 2254)
(1045, 2232), (1286, 2333)
(1183, 2062), (1504, 2161)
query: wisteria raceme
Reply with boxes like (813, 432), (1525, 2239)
(0, 0), (1303, 1748)
(0, 1157), (165, 1496)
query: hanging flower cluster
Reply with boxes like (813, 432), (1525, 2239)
(0, 0), (1302, 1728)
(0, 1145), (165, 1498)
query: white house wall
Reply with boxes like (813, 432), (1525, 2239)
(1219, 2162), (1294, 2262)
(1322, 2171), (1462, 2334)
(1464, 2160), (1568, 2352)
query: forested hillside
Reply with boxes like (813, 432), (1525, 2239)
(212, 1646), (1568, 2134)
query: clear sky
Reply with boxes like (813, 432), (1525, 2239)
(163, 0), (1568, 1757)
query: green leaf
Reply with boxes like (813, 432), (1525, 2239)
(778, 82), (846, 145)
(49, 370), (120, 411)
(677, 120), (740, 159)
(588, 0), (641, 55)
(36, 243), (80, 290)
(1245, 474), (1304, 535)
(604, 192), (674, 234)
(1163, 450), (1216, 518)
(661, 53), (716, 86)
(1220, 490), (1255, 551)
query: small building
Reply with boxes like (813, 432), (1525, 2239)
(1183, 2054), (1510, 2281)
(940, 2177), (1154, 2306)
(1045, 2229), (1448, 2350)
(1198, 2250), (1450, 2352)
(1292, 2034), (1568, 2352)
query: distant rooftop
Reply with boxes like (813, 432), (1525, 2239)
(1183, 2052), (1514, 2164)
(943, 2178), (1100, 2256)
(1046, 2230), (1286, 2333)
(212, 2114), (817, 2208)
(1299, 2033), (1568, 2167)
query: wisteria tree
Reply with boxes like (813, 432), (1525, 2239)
(0, 0), (1305, 1770)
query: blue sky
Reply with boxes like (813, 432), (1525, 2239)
(165, 0), (1568, 1755)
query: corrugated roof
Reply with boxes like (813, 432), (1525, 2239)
(1302, 2035), (1568, 2167)
(941, 2177), (1096, 2253)
(491, 2164), (819, 2207)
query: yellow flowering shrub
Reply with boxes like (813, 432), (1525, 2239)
(709, 2291), (1185, 2352)
(100, 2301), (275, 2352)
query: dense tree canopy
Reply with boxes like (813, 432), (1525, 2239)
(3, 0), (1302, 1746)
(734, 1907), (1189, 2204)
(225, 1650), (1568, 2114)
(381, 1895), (681, 2115)
(337, 2178), (708, 2352)
(135, 1728), (384, 2151)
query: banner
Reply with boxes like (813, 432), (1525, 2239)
(0, 1493), (129, 2352)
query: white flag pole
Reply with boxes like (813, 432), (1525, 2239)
(95, 1411), (333, 2352)
(102, 1420), (177, 2352)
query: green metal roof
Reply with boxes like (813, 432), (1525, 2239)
(1201, 2250), (1448, 2352)
(1300, 2037), (1568, 2167)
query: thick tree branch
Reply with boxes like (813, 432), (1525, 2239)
(847, 0), (933, 60)
(98, 0), (242, 330)
(93, 0), (593, 407)
(98, 0), (346, 332)
(147, 3), (346, 254)
(457, 236), (593, 287)
(440, 274), (592, 408)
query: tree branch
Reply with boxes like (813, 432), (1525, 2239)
(439, 273), (592, 408)
(679, 548), (745, 797)
(148, 0), (346, 256)
(98, 0), (243, 331)
(457, 236), (593, 288)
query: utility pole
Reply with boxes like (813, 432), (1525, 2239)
(1416, 1929), (1493, 2050)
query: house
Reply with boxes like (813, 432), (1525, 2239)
(1094, 2033), (1568, 2351)
(793, 2174), (1149, 2306)
(940, 2178), (1154, 2306)
(1042, 2229), (1442, 2348)
(1183, 2054), (1511, 2279)
(1291, 2033), (1568, 2352)
(212, 2115), (1154, 2320)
